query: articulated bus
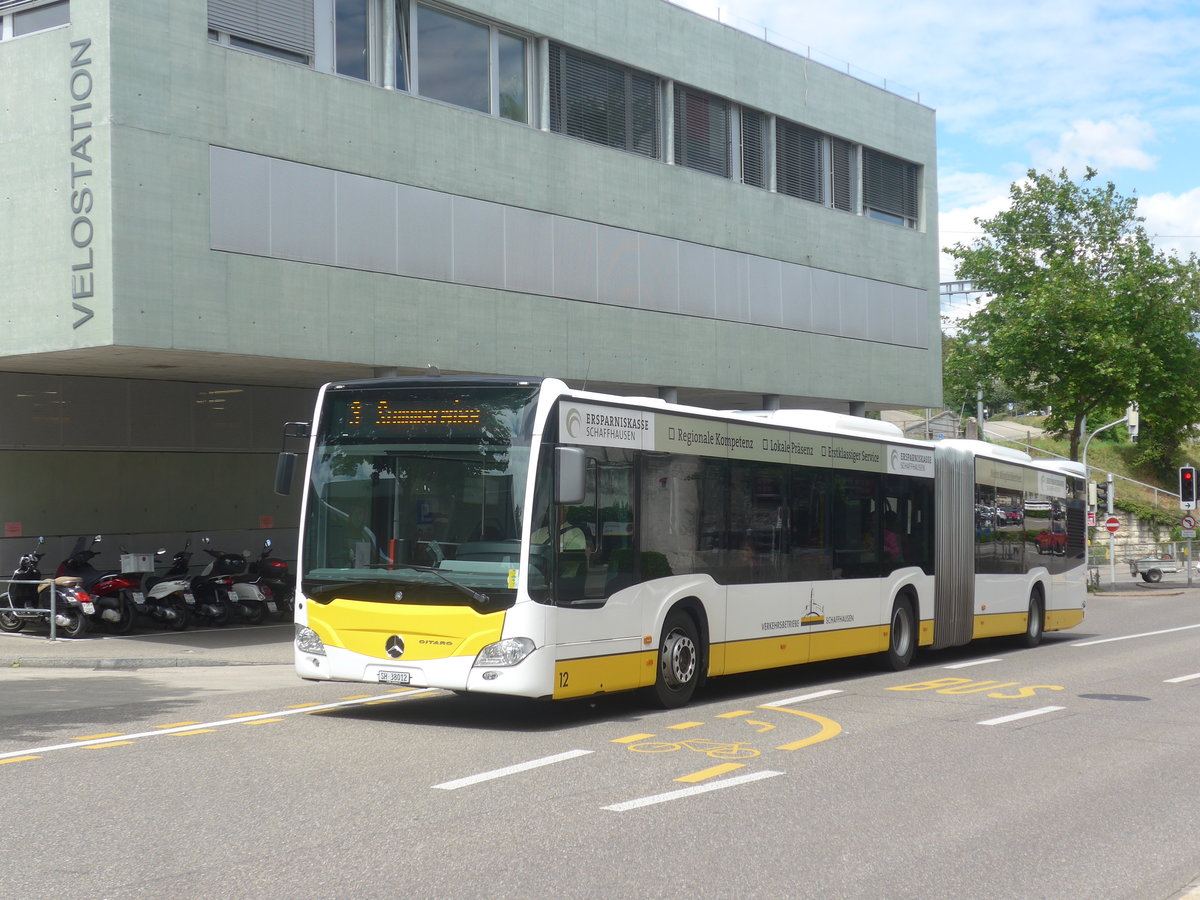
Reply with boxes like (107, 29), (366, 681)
(281, 376), (1086, 707)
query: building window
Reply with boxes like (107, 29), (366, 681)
(548, 42), (659, 159)
(740, 108), (767, 189)
(408, 3), (528, 122)
(208, 0), (315, 66)
(0, 0), (69, 39)
(863, 147), (919, 228)
(673, 85), (729, 178)
(776, 118), (823, 204)
(335, 0), (372, 81)
(829, 136), (854, 212)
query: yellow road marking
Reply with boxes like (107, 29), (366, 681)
(240, 718), (283, 725)
(340, 695), (372, 700)
(0, 756), (41, 765)
(83, 741), (136, 750)
(285, 703), (323, 709)
(169, 729), (216, 737)
(225, 712), (269, 719)
(611, 733), (656, 744)
(759, 704), (842, 751)
(675, 763), (745, 783)
(667, 721), (704, 730)
(73, 732), (125, 741)
(155, 722), (200, 729)
(364, 699), (399, 705)
(715, 710), (752, 718)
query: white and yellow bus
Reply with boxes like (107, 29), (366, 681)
(280, 376), (1085, 707)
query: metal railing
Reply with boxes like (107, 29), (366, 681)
(0, 577), (63, 641)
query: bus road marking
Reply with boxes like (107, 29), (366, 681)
(758, 704), (843, 751)
(0, 689), (439, 763)
(83, 741), (136, 750)
(1073, 623), (1200, 647)
(1165, 673), (1200, 683)
(715, 710), (753, 718)
(768, 689), (842, 706)
(611, 733), (656, 744)
(667, 721), (704, 730)
(675, 763), (745, 783)
(0, 756), (41, 766)
(433, 749), (592, 790)
(603, 770), (783, 811)
(944, 658), (1003, 669)
(978, 706), (1065, 726)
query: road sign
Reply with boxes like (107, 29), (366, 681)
(1104, 516), (1120, 533)
(1183, 515), (1197, 530)
(1087, 511), (1096, 527)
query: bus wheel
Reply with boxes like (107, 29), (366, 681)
(1019, 591), (1044, 648)
(652, 612), (700, 708)
(883, 597), (916, 670)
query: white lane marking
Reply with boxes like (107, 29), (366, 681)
(978, 706), (1065, 726)
(944, 658), (1003, 669)
(1073, 623), (1200, 647)
(1165, 673), (1200, 684)
(603, 770), (784, 811)
(0, 689), (437, 761)
(769, 689), (842, 707)
(433, 750), (593, 790)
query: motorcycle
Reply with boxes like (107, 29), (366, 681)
(0, 537), (96, 638)
(57, 535), (138, 634)
(245, 539), (293, 619)
(190, 538), (262, 625)
(120, 544), (193, 631)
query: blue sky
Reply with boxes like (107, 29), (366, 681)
(670, 0), (1200, 287)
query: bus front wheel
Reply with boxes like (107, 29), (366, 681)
(883, 596), (916, 670)
(652, 612), (700, 708)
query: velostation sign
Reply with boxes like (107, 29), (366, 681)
(559, 402), (935, 478)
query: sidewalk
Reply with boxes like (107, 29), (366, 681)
(0, 622), (294, 669)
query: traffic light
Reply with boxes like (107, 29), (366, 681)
(1181, 466), (1197, 510)
(1096, 481), (1110, 510)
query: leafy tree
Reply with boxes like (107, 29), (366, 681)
(944, 168), (1200, 465)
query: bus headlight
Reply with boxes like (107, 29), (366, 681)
(295, 624), (326, 656)
(474, 637), (535, 667)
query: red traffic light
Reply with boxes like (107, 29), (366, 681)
(1181, 466), (1197, 504)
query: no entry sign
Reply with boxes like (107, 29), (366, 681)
(1104, 516), (1120, 533)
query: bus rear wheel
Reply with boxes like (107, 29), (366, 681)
(1019, 591), (1044, 648)
(883, 596), (916, 670)
(652, 612), (700, 708)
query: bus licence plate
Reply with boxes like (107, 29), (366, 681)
(377, 670), (411, 685)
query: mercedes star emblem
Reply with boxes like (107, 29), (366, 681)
(385, 635), (405, 659)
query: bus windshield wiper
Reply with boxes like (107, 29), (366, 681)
(363, 563), (491, 607)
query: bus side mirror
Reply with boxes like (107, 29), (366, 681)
(275, 452), (297, 496)
(555, 447), (587, 506)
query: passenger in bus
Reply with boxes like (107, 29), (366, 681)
(883, 511), (902, 563)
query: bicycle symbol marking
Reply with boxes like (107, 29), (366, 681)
(627, 739), (761, 759)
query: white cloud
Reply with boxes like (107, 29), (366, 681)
(1139, 187), (1200, 261)
(1030, 117), (1158, 174)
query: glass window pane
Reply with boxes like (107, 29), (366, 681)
(417, 4), (489, 113)
(336, 0), (371, 81)
(497, 32), (527, 122)
(13, 1), (70, 36)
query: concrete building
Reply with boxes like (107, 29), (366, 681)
(0, 0), (939, 560)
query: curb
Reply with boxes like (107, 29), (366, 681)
(3, 657), (271, 670)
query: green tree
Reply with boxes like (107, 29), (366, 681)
(945, 168), (1200, 464)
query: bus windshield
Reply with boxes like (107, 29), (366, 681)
(302, 384), (542, 603)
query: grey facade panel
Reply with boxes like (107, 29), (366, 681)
(209, 148), (929, 349)
(335, 170), (398, 274)
(209, 147), (271, 257)
(551, 217), (598, 302)
(207, 0), (314, 57)
(270, 157), (335, 265)
(504, 206), (555, 297)
(452, 195), (505, 288)
(397, 185), (453, 282)
(678, 242), (716, 318)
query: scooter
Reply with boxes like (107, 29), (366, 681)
(57, 535), (137, 634)
(121, 544), (193, 631)
(190, 538), (259, 625)
(0, 537), (96, 638)
(245, 539), (293, 619)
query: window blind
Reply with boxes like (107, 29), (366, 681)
(673, 85), (729, 177)
(208, 0), (314, 59)
(775, 119), (822, 204)
(740, 109), (766, 188)
(863, 147), (919, 224)
(549, 42), (659, 159)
